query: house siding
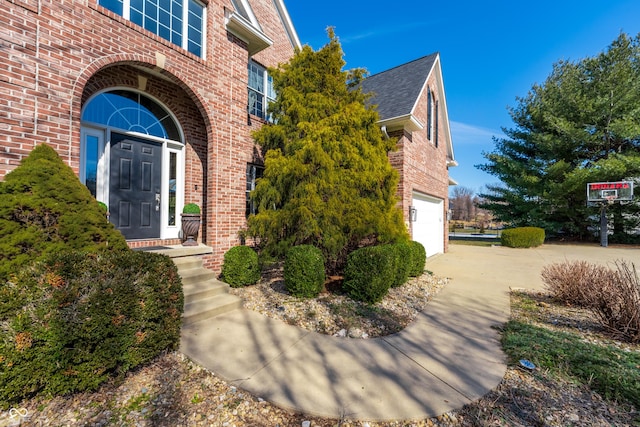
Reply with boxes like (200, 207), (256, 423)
(0, 0), (296, 272)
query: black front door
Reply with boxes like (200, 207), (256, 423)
(110, 133), (162, 239)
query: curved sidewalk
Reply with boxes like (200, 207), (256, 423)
(180, 244), (637, 422)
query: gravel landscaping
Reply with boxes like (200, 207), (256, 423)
(4, 268), (638, 426)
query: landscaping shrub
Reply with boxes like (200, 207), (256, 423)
(0, 250), (183, 408)
(0, 144), (128, 281)
(406, 240), (427, 277)
(343, 246), (393, 304)
(500, 226), (545, 248)
(541, 260), (612, 306)
(284, 245), (325, 298)
(386, 243), (412, 287)
(220, 246), (260, 287)
(542, 259), (640, 343)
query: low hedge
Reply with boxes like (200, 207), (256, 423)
(220, 246), (260, 287)
(0, 250), (183, 408)
(501, 227), (545, 248)
(284, 245), (325, 298)
(343, 246), (394, 304)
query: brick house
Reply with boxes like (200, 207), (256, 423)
(361, 53), (457, 257)
(1, 0), (455, 271)
(1, 0), (300, 271)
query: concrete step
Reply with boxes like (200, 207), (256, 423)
(179, 266), (217, 286)
(183, 279), (230, 304)
(182, 293), (243, 325)
(172, 255), (204, 271)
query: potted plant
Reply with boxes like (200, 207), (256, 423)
(98, 201), (110, 221)
(181, 203), (201, 246)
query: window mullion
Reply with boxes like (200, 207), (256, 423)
(123, 0), (131, 19)
(182, 0), (189, 51)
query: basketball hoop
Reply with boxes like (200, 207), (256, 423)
(605, 195), (618, 205)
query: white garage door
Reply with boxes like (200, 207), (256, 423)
(411, 192), (444, 257)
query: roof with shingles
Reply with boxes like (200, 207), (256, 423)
(360, 52), (439, 120)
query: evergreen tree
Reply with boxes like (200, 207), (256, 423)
(0, 144), (128, 280)
(478, 33), (640, 240)
(247, 30), (407, 270)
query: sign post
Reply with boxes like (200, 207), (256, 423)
(586, 181), (634, 247)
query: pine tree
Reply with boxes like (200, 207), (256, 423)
(248, 30), (407, 270)
(478, 33), (640, 240)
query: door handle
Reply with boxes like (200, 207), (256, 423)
(155, 193), (161, 211)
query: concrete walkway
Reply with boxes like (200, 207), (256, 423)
(180, 243), (637, 422)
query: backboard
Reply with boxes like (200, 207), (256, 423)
(587, 181), (634, 202)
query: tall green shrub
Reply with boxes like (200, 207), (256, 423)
(501, 227), (545, 248)
(220, 246), (260, 287)
(247, 30), (407, 270)
(343, 246), (394, 304)
(0, 144), (128, 281)
(284, 245), (325, 298)
(0, 250), (183, 408)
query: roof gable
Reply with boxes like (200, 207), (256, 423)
(360, 53), (455, 163)
(360, 53), (438, 122)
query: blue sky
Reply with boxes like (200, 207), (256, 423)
(286, 1), (640, 194)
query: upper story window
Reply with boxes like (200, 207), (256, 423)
(99, 0), (205, 57)
(248, 61), (275, 119)
(427, 87), (434, 141)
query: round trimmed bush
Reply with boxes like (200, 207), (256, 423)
(407, 240), (427, 277)
(501, 227), (545, 248)
(220, 246), (260, 287)
(284, 245), (325, 298)
(343, 246), (394, 304)
(387, 243), (412, 287)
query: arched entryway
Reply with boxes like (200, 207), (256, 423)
(80, 89), (186, 240)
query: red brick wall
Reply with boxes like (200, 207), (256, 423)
(394, 73), (451, 253)
(0, 0), (297, 272)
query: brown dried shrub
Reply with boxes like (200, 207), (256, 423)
(542, 260), (640, 343)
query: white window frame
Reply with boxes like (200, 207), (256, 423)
(100, 0), (206, 58)
(248, 60), (275, 119)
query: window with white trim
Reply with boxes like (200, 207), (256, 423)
(248, 61), (275, 119)
(99, 0), (205, 57)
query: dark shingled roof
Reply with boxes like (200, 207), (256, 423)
(360, 52), (438, 120)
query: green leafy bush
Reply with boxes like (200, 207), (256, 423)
(284, 245), (325, 298)
(220, 246), (260, 287)
(407, 240), (426, 277)
(343, 246), (393, 304)
(500, 227), (545, 248)
(0, 250), (183, 408)
(386, 243), (411, 287)
(0, 144), (128, 281)
(182, 203), (200, 214)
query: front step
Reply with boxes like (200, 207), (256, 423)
(182, 293), (243, 325)
(162, 252), (243, 323)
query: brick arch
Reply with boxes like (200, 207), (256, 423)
(72, 54), (215, 140)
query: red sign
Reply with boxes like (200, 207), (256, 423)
(588, 182), (630, 191)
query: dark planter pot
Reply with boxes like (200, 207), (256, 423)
(181, 213), (201, 246)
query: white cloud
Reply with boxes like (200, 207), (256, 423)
(450, 121), (503, 146)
